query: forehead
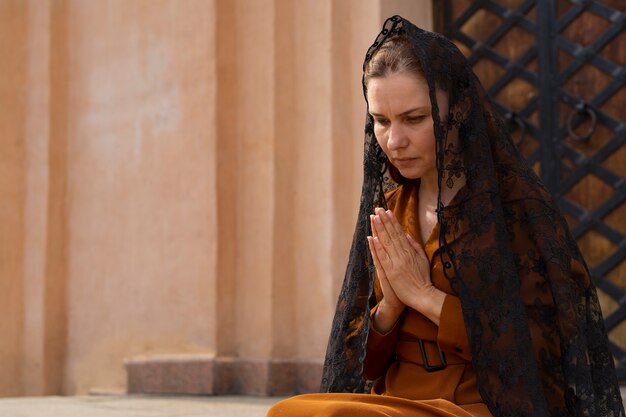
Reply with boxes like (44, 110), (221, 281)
(366, 72), (430, 112)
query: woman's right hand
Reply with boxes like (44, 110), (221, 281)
(368, 214), (405, 334)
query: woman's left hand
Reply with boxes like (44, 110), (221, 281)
(370, 207), (446, 325)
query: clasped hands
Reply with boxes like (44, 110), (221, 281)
(367, 207), (445, 332)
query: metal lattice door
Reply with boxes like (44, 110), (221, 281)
(439, 0), (626, 378)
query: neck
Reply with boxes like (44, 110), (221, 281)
(418, 170), (465, 207)
(419, 170), (439, 199)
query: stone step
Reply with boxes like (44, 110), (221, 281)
(124, 354), (322, 396)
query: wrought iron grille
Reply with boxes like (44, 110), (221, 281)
(440, 0), (626, 378)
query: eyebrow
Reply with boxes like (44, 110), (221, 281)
(369, 106), (431, 118)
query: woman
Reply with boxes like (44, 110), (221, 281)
(267, 16), (624, 417)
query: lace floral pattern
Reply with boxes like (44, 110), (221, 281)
(320, 16), (625, 417)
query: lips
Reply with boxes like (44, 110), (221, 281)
(393, 157), (418, 167)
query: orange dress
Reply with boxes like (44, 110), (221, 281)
(267, 183), (492, 417)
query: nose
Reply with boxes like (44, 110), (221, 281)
(387, 123), (408, 151)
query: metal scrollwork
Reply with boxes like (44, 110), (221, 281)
(567, 103), (597, 143)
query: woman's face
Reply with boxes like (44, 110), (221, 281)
(366, 72), (448, 181)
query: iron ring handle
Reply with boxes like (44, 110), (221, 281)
(505, 112), (526, 146)
(567, 104), (597, 143)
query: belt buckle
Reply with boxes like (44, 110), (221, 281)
(417, 339), (447, 372)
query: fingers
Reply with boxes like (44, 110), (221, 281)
(368, 236), (403, 310)
(367, 236), (387, 280)
(372, 208), (401, 259)
(385, 209), (406, 237)
(374, 208), (404, 241)
(368, 212), (387, 269)
(370, 214), (378, 238)
(406, 232), (427, 259)
(369, 215), (388, 264)
(373, 208), (409, 259)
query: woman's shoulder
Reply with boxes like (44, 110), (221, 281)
(384, 185), (403, 203)
(383, 181), (419, 210)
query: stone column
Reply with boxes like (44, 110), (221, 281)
(53, 0), (219, 395)
(22, 0), (54, 396)
(0, 0), (28, 397)
(194, 0), (434, 396)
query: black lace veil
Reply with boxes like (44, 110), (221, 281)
(320, 16), (625, 417)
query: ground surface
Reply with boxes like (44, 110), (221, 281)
(0, 395), (283, 417)
(2, 390), (626, 417)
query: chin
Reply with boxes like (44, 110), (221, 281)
(397, 169), (421, 180)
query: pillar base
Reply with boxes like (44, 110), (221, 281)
(124, 354), (323, 396)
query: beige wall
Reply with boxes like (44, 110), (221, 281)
(1, 0), (432, 396)
(0, 0), (27, 398)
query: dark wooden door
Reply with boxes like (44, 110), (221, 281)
(438, 0), (626, 378)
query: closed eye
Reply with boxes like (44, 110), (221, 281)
(406, 115), (427, 123)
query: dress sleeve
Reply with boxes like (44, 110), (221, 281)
(436, 294), (472, 361)
(362, 304), (401, 381)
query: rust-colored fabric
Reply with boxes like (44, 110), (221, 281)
(266, 182), (492, 417)
(267, 394), (489, 417)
